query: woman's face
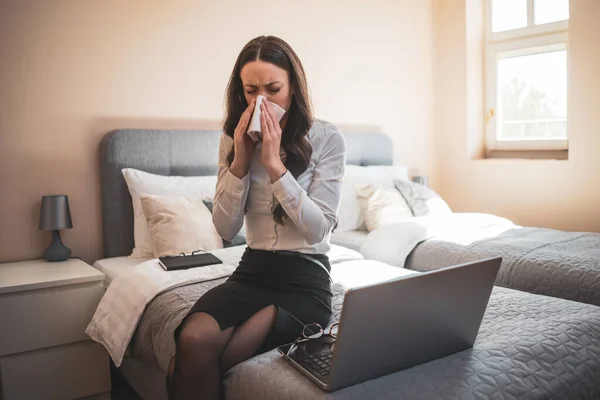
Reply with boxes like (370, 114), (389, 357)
(240, 60), (292, 112)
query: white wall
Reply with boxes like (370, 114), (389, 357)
(433, 0), (600, 232)
(0, 0), (435, 262)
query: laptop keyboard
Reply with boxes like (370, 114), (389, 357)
(302, 352), (333, 376)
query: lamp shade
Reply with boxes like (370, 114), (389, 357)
(39, 195), (73, 231)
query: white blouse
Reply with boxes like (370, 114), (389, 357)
(212, 119), (347, 255)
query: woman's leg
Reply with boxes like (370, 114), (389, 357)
(220, 305), (278, 372)
(168, 312), (235, 400)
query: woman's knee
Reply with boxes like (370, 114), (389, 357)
(175, 313), (232, 373)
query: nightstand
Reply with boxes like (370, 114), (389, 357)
(0, 258), (111, 399)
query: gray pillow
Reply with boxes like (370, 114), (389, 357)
(202, 200), (247, 248)
(393, 179), (452, 217)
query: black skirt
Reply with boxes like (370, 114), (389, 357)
(175, 248), (333, 354)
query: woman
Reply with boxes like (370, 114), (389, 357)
(167, 35), (346, 400)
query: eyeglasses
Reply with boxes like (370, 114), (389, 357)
(163, 249), (207, 258)
(286, 322), (339, 357)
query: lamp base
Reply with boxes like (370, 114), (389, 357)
(44, 230), (71, 262)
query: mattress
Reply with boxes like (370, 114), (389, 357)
(406, 226), (600, 306)
(330, 230), (368, 251)
(93, 256), (151, 286)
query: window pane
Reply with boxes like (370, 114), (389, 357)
(497, 50), (567, 140)
(535, 0), (569, 25)
(491, 0), (528, 33)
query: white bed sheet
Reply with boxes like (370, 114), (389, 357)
(330, 230), (368, 251)
(93, 244), (362, 287)
(92, 246), (251, 287)
(93, 244), (364, 287)
(93, 256), (152, 286)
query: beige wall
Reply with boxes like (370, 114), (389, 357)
(0, 0), (435, 263)
(433, 0), (600, 233)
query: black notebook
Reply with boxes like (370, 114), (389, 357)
(158, 252), (223, 271)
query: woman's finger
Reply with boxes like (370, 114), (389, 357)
(246, 98), (256, 119)
(260, 108), (270, 141)
(235, 99), (256, 135)
(262, 103), (278, 137)
(263, 101), (275, 122)
(236, 112), (251, 139)
(242, 101), (255, 123)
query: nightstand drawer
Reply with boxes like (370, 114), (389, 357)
(0, 340), (110, 400)
(0, 282), (104, 356)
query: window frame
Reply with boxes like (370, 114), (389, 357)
(484, 0), (569, 152)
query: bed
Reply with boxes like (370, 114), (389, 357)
(405, 221), (600, 306)
(352, 211), (600, 306)
(92, 128), (600, 400)
(329, 230), (368, 252)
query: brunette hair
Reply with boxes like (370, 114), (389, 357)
(223, 36), (313, 224)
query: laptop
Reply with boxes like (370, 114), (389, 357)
(277, 257), (502, 392)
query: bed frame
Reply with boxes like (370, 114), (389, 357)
(98, 127), (393, 400)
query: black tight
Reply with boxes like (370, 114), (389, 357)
(167, 305), (278, 400)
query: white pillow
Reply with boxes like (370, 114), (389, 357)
(335, 165), (409, 232)
(356, 185), (414, 232)
(121, 168), (218, 258)
(140, 194), (223, 258)
(393, 179), (452, 218)
(359, 219), (434, 268)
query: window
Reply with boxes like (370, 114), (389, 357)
(485, 0), (569, 152)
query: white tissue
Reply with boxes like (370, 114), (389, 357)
(246, 95), (286, 142)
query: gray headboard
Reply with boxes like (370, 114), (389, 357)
(99, 129), (393, 258)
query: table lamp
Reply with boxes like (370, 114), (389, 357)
(39, 195), (73, 262)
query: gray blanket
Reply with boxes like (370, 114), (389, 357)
(406, 227), (600, 306)
(131, 275), (600, 399)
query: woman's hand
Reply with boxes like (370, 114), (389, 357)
(260, 100), (287, 182)
(230, 98), (257, 179)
